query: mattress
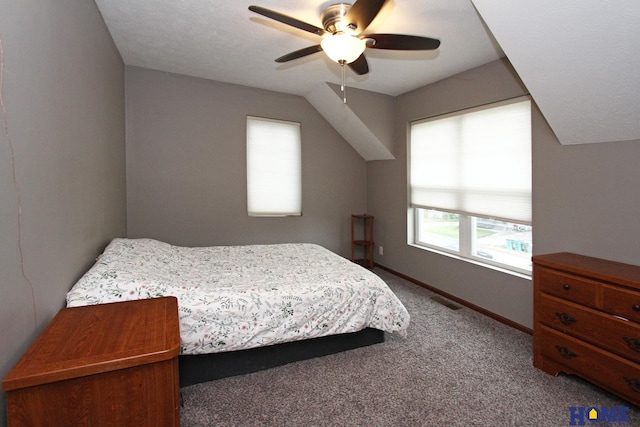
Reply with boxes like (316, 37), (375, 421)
(66, 238), (410, 355)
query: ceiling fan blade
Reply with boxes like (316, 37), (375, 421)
(348, 54), (369, 75)
(275, 45), (323, 63)
(344, 0), (388, 32)
(249, 6), (326, 36)
(364, 34), (441, 50)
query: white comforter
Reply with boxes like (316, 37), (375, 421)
(66, 238), (410, 355)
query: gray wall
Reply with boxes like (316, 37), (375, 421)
(368, 59), (534, 329)
(0, 1), (126, 425)
(532, 123), (640, 264)
(369, 57), (640, 330)
(125, 67), (367, 256)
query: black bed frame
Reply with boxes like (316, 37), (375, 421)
(179, 327), (384, 387)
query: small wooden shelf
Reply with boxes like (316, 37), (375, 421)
(351, 214), (374, 268)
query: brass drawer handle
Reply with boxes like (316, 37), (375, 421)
(624, 337), (640, 352)
(624, 377), (640, 393)
(555, 345), (577, 359)
(555, 312), (576, 326)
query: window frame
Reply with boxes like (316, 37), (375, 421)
(408, 96), (533, 276)
(413, 208), (532, 276)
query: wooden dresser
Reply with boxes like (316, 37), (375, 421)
(2, 297), (181, 426)
(533, 252), (640, 406)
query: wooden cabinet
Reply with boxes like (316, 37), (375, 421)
(533, 253), (640, 406)
(2, 297), (181, 426)
(351, 214), (374, 268)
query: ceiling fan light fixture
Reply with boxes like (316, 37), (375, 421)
(321, 33), (366, 64)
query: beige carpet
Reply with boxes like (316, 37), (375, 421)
(180, 268), (640, 426)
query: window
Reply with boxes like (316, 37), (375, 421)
(409, 97), (532, 274)
(246, 116), (302, 216)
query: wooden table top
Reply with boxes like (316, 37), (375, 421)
(2, 297), (180, 391)
(533, 252), (640, 290)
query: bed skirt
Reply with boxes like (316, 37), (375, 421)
(179, 328), (385, 387)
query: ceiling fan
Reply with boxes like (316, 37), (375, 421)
(248, 0), (440, 100)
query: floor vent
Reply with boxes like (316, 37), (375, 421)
(431, 296), (462, 310)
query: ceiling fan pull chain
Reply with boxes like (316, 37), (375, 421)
(341, 61), (347, 103)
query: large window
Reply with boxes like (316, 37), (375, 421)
(246, 116), (302, 217)
(409, 97), (532, 274)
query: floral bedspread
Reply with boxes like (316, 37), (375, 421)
(66, 238), (410, 355)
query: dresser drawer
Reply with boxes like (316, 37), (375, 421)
(539, 294), (640, 364)
(539, 325), (640, 406)
(537, 267), (599, 308)
(602, 284), (640, 323)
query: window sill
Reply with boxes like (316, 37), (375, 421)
(407, 243), (532, 280)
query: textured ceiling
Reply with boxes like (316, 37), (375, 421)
(94, 0), (504, 97)
(95, 0), (640, 146)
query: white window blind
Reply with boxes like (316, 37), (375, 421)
(410, 97), (532, 224)
(247, 116), (302, 216)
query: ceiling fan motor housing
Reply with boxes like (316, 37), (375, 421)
(322, 4), (355, 34)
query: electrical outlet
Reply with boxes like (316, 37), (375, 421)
(379, 246), (384, 256)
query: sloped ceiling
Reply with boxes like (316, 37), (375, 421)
(305, 83), (396, 160)
(472, 0), (640, 145)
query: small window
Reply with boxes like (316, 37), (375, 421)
(246, 116), (302, 217)
(409, 97), (532, 274)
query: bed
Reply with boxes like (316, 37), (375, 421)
(66, 238), (410, 385)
